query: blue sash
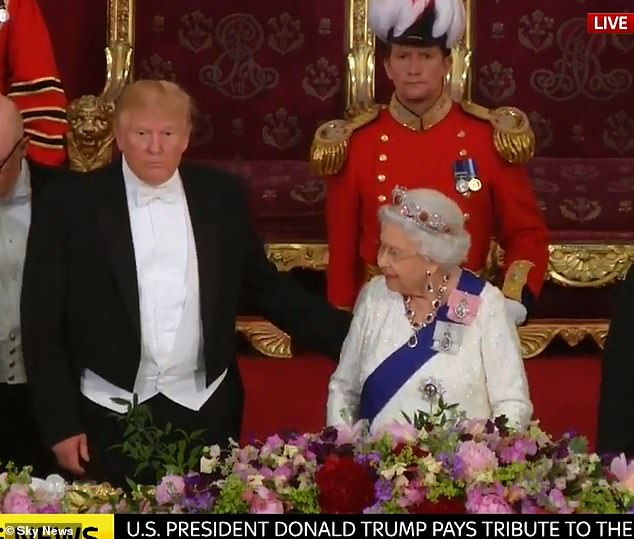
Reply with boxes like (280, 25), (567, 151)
(359, 270), (485, 425)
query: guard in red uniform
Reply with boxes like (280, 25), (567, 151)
(0, 0), (67, 165)
(311, 0), (548, 324)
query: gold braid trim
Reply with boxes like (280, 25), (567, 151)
(310, 106), (381, 176)
(460, 101), (535, 164)
(502, 260), (535, 301)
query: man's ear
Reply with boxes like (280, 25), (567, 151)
(384, 56), (394, 82)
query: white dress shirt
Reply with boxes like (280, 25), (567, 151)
(80, 157), (226, 413)
(0, 159), (31, 384)
(327, 276), (533, 429)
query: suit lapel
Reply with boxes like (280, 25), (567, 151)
(97, 161), (141, 339)
(181, 166), (220, 342)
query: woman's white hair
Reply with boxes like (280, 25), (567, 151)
(378, 187), (470, 265)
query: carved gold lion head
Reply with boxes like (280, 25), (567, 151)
(67, 95), (115, 152)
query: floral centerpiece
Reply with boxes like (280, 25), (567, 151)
(2, 401), (634, 514)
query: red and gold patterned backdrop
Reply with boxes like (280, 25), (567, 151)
(134, 1), (347, 162)
(471, 0), (633, 158)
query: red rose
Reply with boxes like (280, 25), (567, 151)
(316, 454), (375, 513)
(409, 496), (466, 514)
(394, 443), (429, 460)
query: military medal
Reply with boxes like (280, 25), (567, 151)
(453, 159), (482, 196)
(0, 8), (8, 23)
(456, 178), (470, 194)
(468, 178), (482, 192)
(453, 160), (471, 197)
(466, 159), (482, 192)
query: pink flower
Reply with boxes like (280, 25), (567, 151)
(461, 419), (487, 437)
(466, 486), (514, 514)
(610, 453), (634, 484)
(447, 290), (480, 325)
(455, 441), (498, 481)
(155, 475), (186, 506)
(260, 434), (285, 458)
(3, 484), (35, 514)
(548, 488), (574, 514)
(243, 487), (284, 514)
(335, 421), (365, 445)
(372, 422), (418, 445)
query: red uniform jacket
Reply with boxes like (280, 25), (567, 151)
(324, 95), (549, 309)
(0, 0), (67, 165)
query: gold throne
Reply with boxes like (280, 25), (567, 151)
(66, 0), (627, 359)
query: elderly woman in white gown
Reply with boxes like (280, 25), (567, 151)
(327, 186), (533, 430)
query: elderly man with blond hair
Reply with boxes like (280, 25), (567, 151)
(21, 80), (351, 485)
(0, 94), (59, 474)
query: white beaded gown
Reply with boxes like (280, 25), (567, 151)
(327, 271), (533, 430)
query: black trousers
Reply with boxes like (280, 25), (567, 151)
(79, 364), (244, 487)
(0, 383), (57, 477)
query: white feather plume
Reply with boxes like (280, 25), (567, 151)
(369, 0), (431, 41)
(369, 0), (465, 47)
(432, 0), (465, 47)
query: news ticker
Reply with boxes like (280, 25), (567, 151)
(1, 515), (634, 539)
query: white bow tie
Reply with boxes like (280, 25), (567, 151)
(135, 183), (179, 207)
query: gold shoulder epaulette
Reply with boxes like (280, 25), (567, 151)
(310, 105), (381, 176)
(460, 101), (535, 164)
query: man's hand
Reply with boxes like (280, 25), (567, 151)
(505, 298), (527, 326)
(52, 434), (89, 475)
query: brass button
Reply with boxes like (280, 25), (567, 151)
(377, 195), (387, 203)
(9, 361), (15, 368)
(463, 212), (470, 222)
(380, 134), (389, 142)
(7, 375), (15, 382)
(377, 174), (386, 182)
(9, 348), (16, 355)
(459, 149), (467, 157)
(378, 153), (388, 162)
(9, 332), (16, 341)
(457, 130), (466, 138)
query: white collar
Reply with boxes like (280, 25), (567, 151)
(121, 155), (182, 199)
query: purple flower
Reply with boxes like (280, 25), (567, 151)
(355, 451), (381, 467)
(261, 434), (285, 456)
(374, 478), (393, 502)
(155, 475), (186, 506)
(499, 438), (538, 464)
(38, 502), (61, 514)
(320, 427), (339, 443)
(466, 486), (513, 514)
(183, 491), (215, 512)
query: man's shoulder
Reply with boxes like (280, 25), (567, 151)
(29, 160), (89, 196)
(180, 160), (249, 203)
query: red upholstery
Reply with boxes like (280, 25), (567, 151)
(238, 351), (601, 451)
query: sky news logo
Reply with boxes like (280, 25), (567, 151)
(586, 12), (634, 33)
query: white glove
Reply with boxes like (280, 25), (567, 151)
(505, 298), (527, 326)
